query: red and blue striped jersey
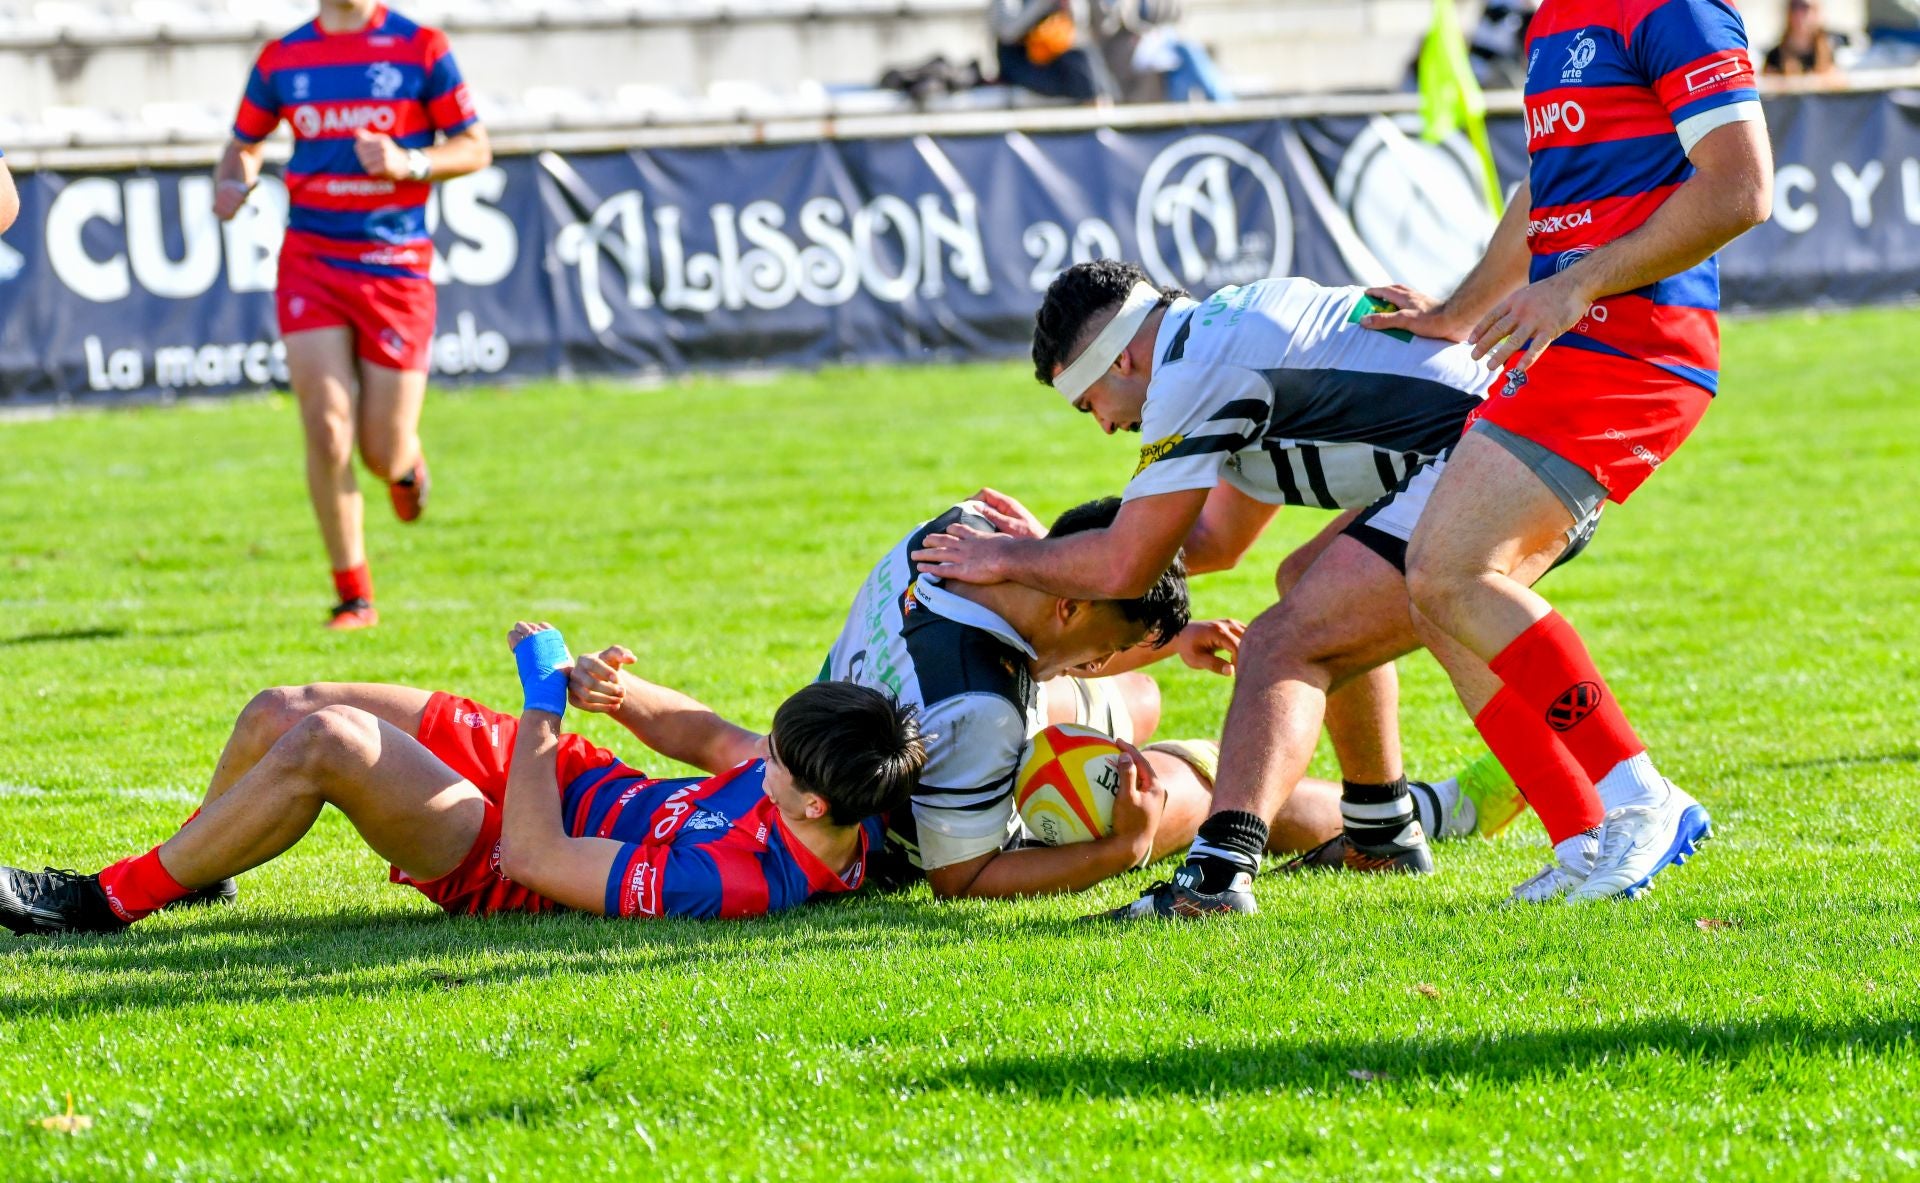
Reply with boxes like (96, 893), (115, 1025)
(1521, 0), (1761, 392)
(560, 757), (881, 920)
(231, 5), (476, 279)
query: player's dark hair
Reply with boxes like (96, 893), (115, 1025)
(1031, 260), (1190, 386)
(1048, 496), (1191, 647)
(770, 682), (926, 827)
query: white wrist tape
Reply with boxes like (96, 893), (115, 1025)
(1050, 281), (1162, 403)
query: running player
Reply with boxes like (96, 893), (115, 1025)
(213, 0), (491, 630)
(0, 625), (924, 935)
(911, 263), (1571, 916)
(1363, 0), (1770, 900)
(0, 148), (17, 233)
(830, 492), (1343, 900)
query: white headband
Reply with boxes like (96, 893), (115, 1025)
(1051, 281), (1163, 403)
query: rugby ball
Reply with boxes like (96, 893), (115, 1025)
(1015, 724), (1126, 846)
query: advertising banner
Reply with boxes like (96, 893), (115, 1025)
(3, 90), (1917, 402)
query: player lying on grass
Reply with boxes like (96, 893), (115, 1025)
(821, 492), (1344, 900)
(0, 624), (924, 936)
(912, 261), (1576, 917)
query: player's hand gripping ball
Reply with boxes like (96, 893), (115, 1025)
(1015, 724), (1126, 845)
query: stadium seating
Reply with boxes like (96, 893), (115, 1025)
(0, 0), (1865, 151)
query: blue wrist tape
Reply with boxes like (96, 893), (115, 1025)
(515, 628), (573, 717)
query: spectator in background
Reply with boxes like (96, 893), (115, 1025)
(1765, 0), (1846, 78)
(1859, 0), (1920, 68)
(990, 0), (1118, 103)
(1097, 0), (1234, 103)
(0, 150), (17, 234)
(1467, 0), (1537, 89)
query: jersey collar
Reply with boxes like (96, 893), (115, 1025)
(1153, 297), (1199, 366)
(907, 576), (1041, 661)
(771, 805), (870, 893)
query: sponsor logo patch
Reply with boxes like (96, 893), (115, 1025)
(290, 103), (398, 138)
(1685, 57), (1747, 93)
(1528, 208), (1593, 236)
(1562, 31), (1598, 83)
(1134, 433), (1185, 475)
(1546, 681), (1603, 731)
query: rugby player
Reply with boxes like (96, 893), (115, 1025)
(911, 263), (1570, 917)
(213, 0), (491, 630)
(0, 148), (17, 234)
(1363, 0), (1770, 900)
(823, 493), (1343, 900)
(0, 625), (924, 935)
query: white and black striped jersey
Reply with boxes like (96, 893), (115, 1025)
(823, 503), (1038, 873)
(1123, 278), (1489, 510)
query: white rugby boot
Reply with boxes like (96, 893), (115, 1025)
(1567, 780), (1712, 902)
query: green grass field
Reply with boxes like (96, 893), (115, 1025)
(2, 308), (1917, 1181)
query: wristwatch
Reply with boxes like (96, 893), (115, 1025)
(405, 149), (432, 181)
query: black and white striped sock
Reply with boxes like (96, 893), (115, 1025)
(1341, 777), (1420, 850)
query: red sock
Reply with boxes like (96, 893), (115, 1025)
(1474, 685), (1604, 844)
(1488, 611), (1643, 783)
(332, 563), (373, 604)
(96, 847), (191, 923)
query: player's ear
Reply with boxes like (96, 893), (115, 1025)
(801, 790), (830, 822)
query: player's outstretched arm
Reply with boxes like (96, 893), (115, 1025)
(1079, 617), (1244, 679)
(566, 646), (763, 774)
(926, 744), (1164, 899)
(498, 623), (624, 914)
(912, 487), (1207, 600)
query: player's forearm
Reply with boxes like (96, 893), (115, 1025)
(998, 531), (1169, 601)
(931, 836), (1147, 900)
(1441, 180), (1534, 326)
(216, 140), (264, 190)
(608, 674), (761, 775)
(500, 710), (570, 867)
(1559, 126), (1773, 305)
(0, 163), (17, 235)
(425, 126), (490, 181)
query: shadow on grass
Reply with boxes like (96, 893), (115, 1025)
(1768, 749), (1919, 771)
(0, 895), (982, 1018)
(922, 1014), (1920, 1096)
(0, 625), (221, 647)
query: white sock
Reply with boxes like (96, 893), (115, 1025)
(1595, 751), (1665, 812)
(1409, 778), (1477, 841)
(1553, 828), (1599, 874)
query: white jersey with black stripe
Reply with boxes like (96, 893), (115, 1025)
(1122, 278), (1490, 510)
(822, 502), (1040, 873)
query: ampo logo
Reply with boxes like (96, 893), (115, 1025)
(1135, 134), (1292, 289)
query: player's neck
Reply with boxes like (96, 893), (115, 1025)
(317, 0), (379, 34)
(783, 813), (863, 876)
(951, 582), (1055, 665)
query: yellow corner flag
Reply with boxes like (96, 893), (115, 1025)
(1419, 0), (1506, 216)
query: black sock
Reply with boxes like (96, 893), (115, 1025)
(1341, 777), (1417, 850)
(1181, 810), (1268, 893)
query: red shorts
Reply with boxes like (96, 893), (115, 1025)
(276, 238), (437, 372)
(392, 692), (621, 916)
(1470, 346), (1713, 503)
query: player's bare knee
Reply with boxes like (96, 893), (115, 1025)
(303, 413), (355, 468)
(1116, 671), (1161, 740)
(1236, 609), (1317, 677)
(1275, 546), (1315, 598)
(238, 686), (316, 748)
(357, 434), (401, 481)
(287, 705), (380, 783)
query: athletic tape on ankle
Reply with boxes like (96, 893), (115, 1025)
(515, 629), (573, 717)
(1051, 282), (1162, 403)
